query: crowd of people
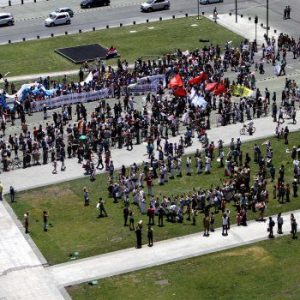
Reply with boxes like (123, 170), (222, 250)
(1, 31), (299, 245)
(0, 35), (299, 173)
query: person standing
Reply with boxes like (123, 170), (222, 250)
(9, 186), (15, 203)
(203, 213), (210, 237)
(52, 159), (58, 174)
(292, 178), (298, 197)
(123, 205), (129, 226)
(283, 6), (287, 19)
(285, 183), (290, 202)
(158, 205), (164, 227)
(291, 213), (297, 239)
(207, 212), (214, 232)
(222, 213), (228, 236)
(277, 212), (283, 234)
(0, 181), (3, 201)
(97, 198), (108, 217)
(129, 211), (135, 231)
(24, 212), (29, 234)
(186, 157), (192, 176)
(284, 126), (289, 145)
(135, 220), (143, 249)
(213, 6), (218, 23)
(60, 147), (66, 171)
(43, 210), (49, 232)
(147, 225), (153, 247)
(191, 209), (196, 226)
(268, 216), (275, 238)
(83, 187), (89, 206)
(147, 205), (155, 225)
(287, 5), (291, 19)
(226, 209), (231, 230)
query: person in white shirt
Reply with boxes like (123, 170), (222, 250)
(222, 213), (228, 236)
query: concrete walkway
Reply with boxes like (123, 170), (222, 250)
(0, 201), (70, 299)
(49, 209), (300, 287)
(1, 114), (299, 194)
(211, 13), (279, 45)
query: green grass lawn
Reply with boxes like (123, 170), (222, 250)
(0, 17), (242, 76)
(67, 235), (300, 300)
(9, 131), (300, 265)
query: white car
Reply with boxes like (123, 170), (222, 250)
(45, 12), (71, 27)
(0, 13), (14, 26)
(141, 0), (170, 12)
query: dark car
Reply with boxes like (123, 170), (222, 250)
(80, 0), (110, 9)
(200, 0), (223, 4)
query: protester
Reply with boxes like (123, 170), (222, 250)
(83, 187), (89, 206)
(147, 225), (154, 247)
(268, 216), (275, 238)
(9, 185), (15, 203)
(277, 212), (283, 234)
(290, 213), (297, 239)
(43, 210), (49, 232)
(97, 197), (108, 217)
(24, 211), (29, 234)
(135, 220), (143, 248)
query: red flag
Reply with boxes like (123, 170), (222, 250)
(173, 86), (187, 97)
(214, 83), (226, 95)
(188, 72), (207, 86)
(205, 82), (218, 92)
(169, 74), (184, 88)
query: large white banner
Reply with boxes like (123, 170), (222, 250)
(128, 74), (165, 93)
(31, 88), (111, 111)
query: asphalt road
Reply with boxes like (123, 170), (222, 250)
(0, 0), (269, 44)
(0, 0), (299, 44)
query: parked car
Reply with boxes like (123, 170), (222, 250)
(0, 13), (14, 26)
(200, 0), (223, 4)
(80, 0), (110, 9)
(44, 12), (71, 27)
(55, 7), (74, 18)
(141, 0), (170, 12)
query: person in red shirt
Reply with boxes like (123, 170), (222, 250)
(147, 205), (155, 225)
(146, 175), (153, 196)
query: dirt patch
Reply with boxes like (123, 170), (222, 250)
(155, 279), (169, 286)
(216, 246), (273, 265)
(23, 185), (74, 204)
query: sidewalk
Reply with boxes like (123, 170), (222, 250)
(209, 13), (279, 45)
(0, 201), (70, 299)
(2, 69), (79, 83)
(49, 209), (300, 287)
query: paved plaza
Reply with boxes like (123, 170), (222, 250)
(0, 11), (300, 300)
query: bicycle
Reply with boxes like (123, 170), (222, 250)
(240, 122), (256, 135)
(6, 157), (22, 170)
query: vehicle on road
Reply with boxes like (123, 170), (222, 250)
(55, 7), (74, 18)
(200, 0), (223, 4)
(44, 12), (71, 27)
(80, 0), (110, 9)
(141, 0), (170, 12)
(0, 13), (14, 26)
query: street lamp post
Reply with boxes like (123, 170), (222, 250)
(197, 0), (200, 20)
(235, 0), (238, 23)
(266, 0), (269, 39)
